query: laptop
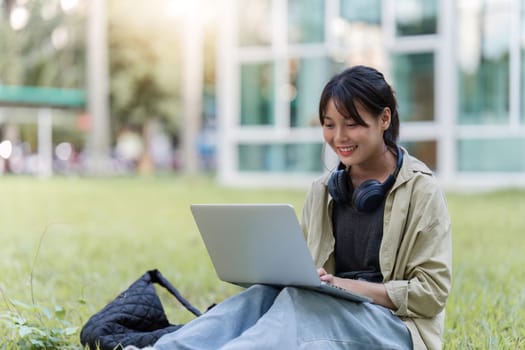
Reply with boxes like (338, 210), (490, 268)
(190, 203), (371, 303)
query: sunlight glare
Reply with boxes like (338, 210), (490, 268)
(10, 6), (30, 31)
(166, 0), (214, 25)
(60, 0), (80, 12)
(52, 26), (70, 49)
(55, 142), (73, 161)
(166, 1), (193, 18)
(0, 140), (13, 159)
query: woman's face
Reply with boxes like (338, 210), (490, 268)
(322, 98), (390, 168)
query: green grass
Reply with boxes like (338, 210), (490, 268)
(0, 176), (524, 349)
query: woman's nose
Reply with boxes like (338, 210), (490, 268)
(334, 126), (347, 141)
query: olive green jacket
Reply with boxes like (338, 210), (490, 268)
(300, 148), (452, 350)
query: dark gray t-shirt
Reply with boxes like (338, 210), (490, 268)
(332, 198), (385, 283)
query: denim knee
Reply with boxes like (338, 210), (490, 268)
(243, 284), (281, 299)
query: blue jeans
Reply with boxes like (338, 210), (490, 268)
(154, 285), (413, 350)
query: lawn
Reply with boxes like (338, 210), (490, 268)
(0, 176), (524, 349)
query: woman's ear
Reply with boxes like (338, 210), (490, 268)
(380, 107), (391, 130)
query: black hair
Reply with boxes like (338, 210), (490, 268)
(318, 65), (400, 150)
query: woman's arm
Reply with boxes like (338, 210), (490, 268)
(318, 268), (396, 309)
(377, 173), (452, 318)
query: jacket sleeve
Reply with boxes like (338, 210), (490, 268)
(300, 177), (336, 271)
(384, 175), (452, 319)
(300, 185), (314, 241)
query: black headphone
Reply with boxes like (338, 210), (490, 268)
(327, 145), (403, 212)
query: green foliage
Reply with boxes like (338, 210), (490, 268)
(0, 215), (81, 349)
(0, 0), (85, 88)
(0, 299), (80, 350)
(108, 0), (183, 134)
(1, 0), (198, 138)
(0, 177), (524, 348)
(443, 190), (525, 350)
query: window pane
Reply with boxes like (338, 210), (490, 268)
(395, 0), (438, 36)
(457, 0), (510, 125)
(336, 0), (384, 67)
(240, 63), (274, 125)
(237, 0), (272, 46)
(458, 138), (525, 172)
(400, 140), (437, 171)
(521, 0), (525, 124)
(392, 53), (435, 122)
(288, 0), (325, 44)
(340, 0), (381, 24)
(521, 50), (525, 124)
(238, 143), (323, 172)
(289, 57), (344, 127)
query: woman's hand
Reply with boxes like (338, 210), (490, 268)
(317, 267), (334, 283)
(317, 268), (348, 289)
(317, 268), (397, 310)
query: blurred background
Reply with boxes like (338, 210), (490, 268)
(1, 0), (524, 190)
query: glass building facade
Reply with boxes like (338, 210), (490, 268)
(216, 0), (525, 188)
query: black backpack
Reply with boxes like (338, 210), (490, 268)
(80, 269), (205, 350)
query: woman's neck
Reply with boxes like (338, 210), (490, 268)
(349, 147), (397, 187)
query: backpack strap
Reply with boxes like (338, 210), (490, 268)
(149, 269), (202, 317)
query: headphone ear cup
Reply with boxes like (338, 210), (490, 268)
(329, 145), (402, 210)
(352, 179), (385, 212)
(327, 169), (350, 204)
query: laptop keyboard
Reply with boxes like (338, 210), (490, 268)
(321, 281), (350, 292)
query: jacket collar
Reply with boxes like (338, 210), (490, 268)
(394, 146), (433, 190)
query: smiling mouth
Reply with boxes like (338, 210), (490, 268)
(337, 145), (357, 155)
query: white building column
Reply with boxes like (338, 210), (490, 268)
(437, 0), (457, 188)
(37, 108), (53, 177)
(86, 0), (111, 174)
(216, 0), (237, 184)
(181, 0), (204, 175)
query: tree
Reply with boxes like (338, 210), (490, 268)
(107, 0), (182, 138)
(0, 0), (198, 170)
(0, 0), (85, 88)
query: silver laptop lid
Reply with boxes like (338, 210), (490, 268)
(190, 204), (321, 287)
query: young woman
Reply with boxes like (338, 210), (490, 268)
(153, 65), (452, 350)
